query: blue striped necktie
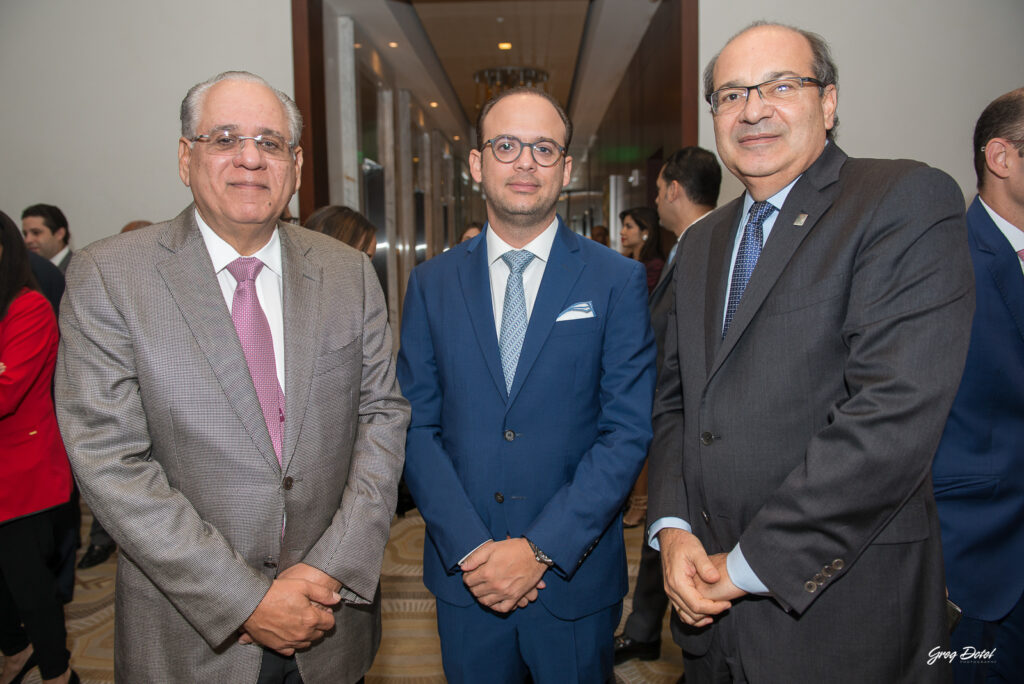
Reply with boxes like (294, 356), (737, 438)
(723, 201), (775, 337)
(498, 250), (536, 394)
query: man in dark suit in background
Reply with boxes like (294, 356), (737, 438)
(932, 87), (1024, 683)
(648, 22), (974, 682)
(22, 204), (72, 273)
(397, 87), (656, 683)
(615, 146), (721, 668)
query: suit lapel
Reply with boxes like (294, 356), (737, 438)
(508, 221), (584, 406)
(458, 236), (508, 401)
(710, 144), (846, 378)
(704, 201), (742, 375)
(650, 249), (676, 306)
(279, 226), (320, 472)
(155, 207), (280, 472)
(969, 197), (1024, 344)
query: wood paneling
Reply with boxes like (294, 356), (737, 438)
(292, 0), (329, 219)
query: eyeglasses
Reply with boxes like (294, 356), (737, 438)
(980, 138), (1024, 152)
(191, 130), (295, 161)
(483, 135), (566, 167)
(707, 77), (827, 115)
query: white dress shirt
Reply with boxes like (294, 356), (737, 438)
(50, 245), (70, 269)
(486, 217), (559, 339)
(195, 211), (285, 391)
(979, 196), (1024, 278)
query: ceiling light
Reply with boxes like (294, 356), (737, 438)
(388, 41), (398, 48)
(498, 42), (512, 51)
(353, 42), (362, 49)
(453, 135), (461, 141)
(430, 101), (439, 108)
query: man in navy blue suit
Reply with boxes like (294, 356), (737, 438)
(932, 87), (1024, 683)
(397, 87), (656, 683)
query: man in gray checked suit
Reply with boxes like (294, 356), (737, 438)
(56, 71), (409, 684)
(648, 23), (974, 682)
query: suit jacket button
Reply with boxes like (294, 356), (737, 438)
(832, 559), (845, 571)
(504, 429), (515, 442)
(282, 476), (294, 490)
(701, 509), (711, 523)
(804, 581), (818, 593)
(263, 558), (277, 569)
(822, 565), (833, 577)
(700, 432), (714, 446)
(494, 492), (504, 503)
(813, 573), (825, 585)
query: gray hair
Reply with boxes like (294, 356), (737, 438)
(702, 21), (839, 140)
(180, 71), (303, 147)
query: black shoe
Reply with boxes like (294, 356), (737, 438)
(613, 633), (660, 665)
(78, 543), (116, 569)
(7, 649), (38, 684)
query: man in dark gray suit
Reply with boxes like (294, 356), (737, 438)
(648, 22), (974, 682)
(22, 204), (72, 273)
(56, 71), (409, 684)
(615, 147), (720, 667)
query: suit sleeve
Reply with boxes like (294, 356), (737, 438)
(301, 255), (410, 603)
(522, 261), (656, 578)
(397, 268), (494, 571)
(55, 251), (272, 647)
(739, 165), (975, 613)
(0, 293), (58, 417)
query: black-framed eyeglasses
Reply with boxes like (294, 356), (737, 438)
(192, 129), (295, 161)
(482, 135), (566, 167)
(707, 76), (827, 115)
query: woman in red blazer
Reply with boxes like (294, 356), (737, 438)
(0, 211), (77, 684)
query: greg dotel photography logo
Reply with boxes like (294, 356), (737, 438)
(927, 646), (997, 666)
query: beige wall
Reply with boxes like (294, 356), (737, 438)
(699, 0), (1024, 204)
(0, 0), (293, 249)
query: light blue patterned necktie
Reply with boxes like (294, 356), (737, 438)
(499, 250), (536, 394)
(723, 201), (776, 337)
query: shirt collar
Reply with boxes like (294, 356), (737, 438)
(979, 196), (1024, 254)
(194, 209), (282, 277)
(742, 175), (800, 217)
(49, 245), (70, 267)
(485, 216), (559, 266)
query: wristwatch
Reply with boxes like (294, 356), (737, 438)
(525, 537), (554, 567)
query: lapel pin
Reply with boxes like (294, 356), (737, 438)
(793, 213), (808, 226)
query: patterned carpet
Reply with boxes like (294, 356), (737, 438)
(3, 507), (683, 683)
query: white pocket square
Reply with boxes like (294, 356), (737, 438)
(556, 301), (595, 321)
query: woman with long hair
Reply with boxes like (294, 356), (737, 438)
(618, 207), (665, 294)
(0, 211), (77, 684)
(305, 205), (378, 257)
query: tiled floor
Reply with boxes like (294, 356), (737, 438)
(2, 507), (682, 683)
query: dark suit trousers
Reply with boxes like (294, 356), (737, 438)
(623, 534), (669, 643)
(256, 651), (364, 684)
(0, 508), (70, 679)
(950, 593), (1024, 684)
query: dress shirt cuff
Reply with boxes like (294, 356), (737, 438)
(727, 543), (770, 595)
(647, 517), (692, 551)
(458, 540), (493, 568)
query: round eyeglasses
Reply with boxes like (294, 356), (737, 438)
(192, 130), (295, 161)
(708, 77), (827, 115)
(483, 135), (566, 167)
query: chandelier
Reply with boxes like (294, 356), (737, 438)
(474, 66), (550, 108)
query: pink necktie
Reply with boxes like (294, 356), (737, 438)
(227, 257), (285, 464)
(1018, 248), (1024, 264)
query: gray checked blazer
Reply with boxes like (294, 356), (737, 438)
(55, 206), (409, 684)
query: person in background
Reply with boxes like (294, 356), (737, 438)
(0, 210), (78, 684)
(931, 87), (1024, 683)
(589, 224), (609, 247)
(306, 205), (378, 257)
(615, 146), (722, 671)
(21, 205), (71, 274)
(618, 207), (665, 294)
(458, 221), (483, 244)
